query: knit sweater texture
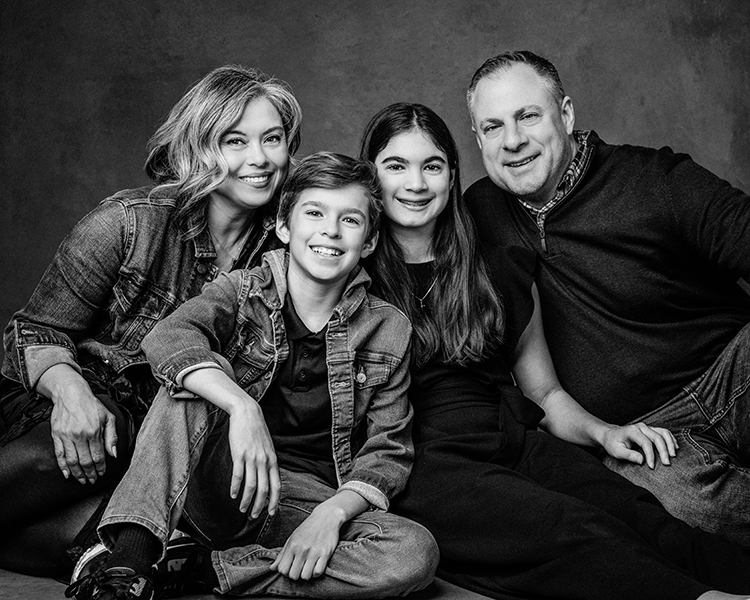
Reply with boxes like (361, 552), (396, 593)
(465, 131), (750, 424)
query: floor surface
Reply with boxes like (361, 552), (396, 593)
(0, 568), (491, 600)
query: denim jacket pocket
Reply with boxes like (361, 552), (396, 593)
(109, 274), (177, 352)
(353, 352), (394, 390)
(233, 323), (276, 387)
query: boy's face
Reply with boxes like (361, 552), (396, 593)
(276, 185), (378, 288)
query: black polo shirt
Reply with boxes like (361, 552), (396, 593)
(261, 294), (336, 487)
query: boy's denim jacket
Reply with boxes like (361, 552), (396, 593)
(142, 249), (414, 511)
(2, 187), (276, 392)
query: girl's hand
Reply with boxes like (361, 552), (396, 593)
(227, 400), (280, 517)
(600, 423), (679, 468)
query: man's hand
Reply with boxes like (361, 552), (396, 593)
(600, 422), (678, 468)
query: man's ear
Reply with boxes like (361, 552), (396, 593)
(360, 230), (379, 259)
(275, 217), (290, 244)
(472, 126), (483, 150)
(561, 96), (575, 135)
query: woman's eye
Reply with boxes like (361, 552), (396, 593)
(264, 134), (283, 144)
(223, 137), (245, 146)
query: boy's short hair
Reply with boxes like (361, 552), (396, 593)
(278, 151), (382, 243)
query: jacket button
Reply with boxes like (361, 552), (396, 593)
(356, 372), (367, 383)
(197, 264), (208, 275)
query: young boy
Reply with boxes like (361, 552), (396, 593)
(66, 152), (438, 600)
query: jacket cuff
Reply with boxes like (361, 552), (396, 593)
(25, 346), (82, 391)
(165, 362), (224, 399)
(338, 480), (389, 511)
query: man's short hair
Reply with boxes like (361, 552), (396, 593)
(467, 50), (565, 109)
(278, 152), (382, 243)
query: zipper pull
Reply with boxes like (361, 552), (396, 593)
(539, 227), (547, 253)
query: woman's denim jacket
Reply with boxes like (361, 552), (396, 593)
(142, 249), (414, 511)
(2, 187), (277, 391)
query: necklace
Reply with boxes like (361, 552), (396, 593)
(209, 227), (251, 268)
(413, 276), (438, 309)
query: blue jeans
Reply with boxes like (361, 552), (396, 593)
(99, 388), (438, 598)
(604, 321), (750, 548)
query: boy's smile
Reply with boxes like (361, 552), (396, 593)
(276, 185), (378, 288)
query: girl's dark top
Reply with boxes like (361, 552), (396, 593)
(403, 261), (543, 468)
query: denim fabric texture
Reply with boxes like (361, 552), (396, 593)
(2, 186), (277, 394)
(604, 321), (750, 548)
(141, 248), (414, 510)
(100, 389), (437, 598)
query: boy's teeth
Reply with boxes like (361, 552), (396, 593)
(312, 246), (343, 257)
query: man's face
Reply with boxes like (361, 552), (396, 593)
(470, 64), (576, 207)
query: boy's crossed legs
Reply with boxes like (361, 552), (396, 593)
(90, 387), (436, 599)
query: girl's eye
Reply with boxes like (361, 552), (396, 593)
(343, 217), (361, 225)
(425, 163), (443, 173)
(384, 163), (405, 172)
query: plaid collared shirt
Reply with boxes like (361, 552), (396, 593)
(516, 130), (593, 223)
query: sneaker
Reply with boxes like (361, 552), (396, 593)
(155, 542), (215, 599)
(65, 566), (154, 599)
(70, 543), (110, 587)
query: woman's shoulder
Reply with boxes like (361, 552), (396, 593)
(103, 185), (178, 209)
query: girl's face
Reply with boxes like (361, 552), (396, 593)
(210, 97), (289, 216)
(374, 129), (452, 239)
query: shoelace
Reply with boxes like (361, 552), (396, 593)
(65, 568), (149, 599)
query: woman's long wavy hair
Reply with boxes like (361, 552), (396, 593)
(360, 103), (504, 368)
(145, 64), (302, 239)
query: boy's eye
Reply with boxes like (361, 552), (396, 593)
(305, 209), (323, 217)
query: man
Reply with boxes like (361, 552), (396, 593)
(464, 50), (750, 547)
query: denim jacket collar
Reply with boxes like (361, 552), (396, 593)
(262, 249), (372, 322)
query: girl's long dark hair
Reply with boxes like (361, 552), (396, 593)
(360, 103), (504, 368)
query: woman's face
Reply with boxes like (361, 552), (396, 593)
(374, 129), (452, 239)
(211, 97), (289, 215)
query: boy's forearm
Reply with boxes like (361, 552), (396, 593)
(182, 366), (258, 413)
(313, 489), (370, 525)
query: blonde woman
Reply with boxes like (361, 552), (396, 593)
(0, 64), (301, 577)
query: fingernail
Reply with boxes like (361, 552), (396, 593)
(111, 446), (118, 458)
(77, 478), (86, 485)
(62, 470), (69, 479)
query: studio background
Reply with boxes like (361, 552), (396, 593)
(1, 0), (749, 358)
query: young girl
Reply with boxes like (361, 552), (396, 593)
(0, 64), (301, 577)
(360, 102), (750, 600)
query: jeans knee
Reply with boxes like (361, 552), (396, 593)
(373, 520), (439, 596)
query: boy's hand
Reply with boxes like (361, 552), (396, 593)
(270, 490), (369, 580)
(228, 400), (280, 517)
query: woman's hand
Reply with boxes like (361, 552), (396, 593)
(37, 365), (118, 484)
(599, 423), (678, 468)
(226, 398), (280, 518)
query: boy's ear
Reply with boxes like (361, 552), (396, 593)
(360, 230), (379, 259)
(275, 217), (290, 245)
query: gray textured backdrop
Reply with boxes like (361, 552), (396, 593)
(2, 0), (749, 343)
